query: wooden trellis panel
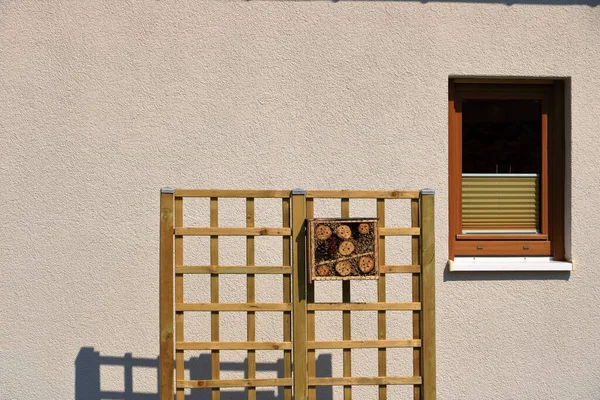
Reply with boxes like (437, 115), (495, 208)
(160, 188), (436, 400)
(303, 190), (435, 400)
(160, 189), (294, 400)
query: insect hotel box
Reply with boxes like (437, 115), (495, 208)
(307, 218), (379, 281)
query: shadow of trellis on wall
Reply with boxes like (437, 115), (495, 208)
(75, 347), (333, 400)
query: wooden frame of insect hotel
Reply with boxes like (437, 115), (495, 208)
(308, 218), (379, 281)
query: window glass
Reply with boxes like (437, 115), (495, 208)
(461, 100), (542, 234)
(462, 100), (541, 174)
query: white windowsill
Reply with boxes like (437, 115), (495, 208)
(449, 257), (573, 272)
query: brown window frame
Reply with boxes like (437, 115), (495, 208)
(449, 79), (565, 260)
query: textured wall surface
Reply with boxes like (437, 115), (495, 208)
(1, 1), (600, 399)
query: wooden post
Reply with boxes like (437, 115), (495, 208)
(175, 196), (184, 400)
(160, 188), (175, 400)
(306, 198), (316, 400)
(419, 190), (436, 400)
(291, 189), (307, 400)
(411, 198), (421, 400)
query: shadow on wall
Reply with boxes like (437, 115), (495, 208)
(75, 347), (333, 400)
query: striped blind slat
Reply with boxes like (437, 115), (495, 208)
(462, 175), (539, 233)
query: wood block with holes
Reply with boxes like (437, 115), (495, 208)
(308, 218), (379, 281)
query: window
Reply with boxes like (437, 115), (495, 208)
(449, 79), (565, 260)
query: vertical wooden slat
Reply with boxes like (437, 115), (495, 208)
(292, 190), (307, 400)
(306, 198), (316, 400)
(210, 198), (220, 400)
(411, 199), (422, 400)
(376, 199), (387, 400)
(159, 188), (174, 400)
(282, 198), (293, 400)
(448, 80), (459, 260)
(550, 80), (566, 261)
(175, 197), (184, 400)
(341, 198), (351, 400)
(420, 190), (436, 400)
(246, 198), (256, 400)
(541, 96), (549, 236)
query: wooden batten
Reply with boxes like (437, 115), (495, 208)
(174, 189), (291, 198)
(308, 340), (421, 349)
(159, 189), (174, 400)
(411, 198), (422, 400)
(306, 198), (317, 400)
(380, 264), (421, 273)
(176, 341), (293, 350)
(291, 190), (308, 400)
(209, 197), (220, 400)
(174, 196), (184, 400)
(176, 266), (293, 274)
(377, 198), (387, 400)
(177, 378), (293, 389)
(309, 377), (422, 386)
(341, 199), (352, 400)
(176, 303), (292, 312)
(420, 191), (436, 399)
(307, 302), (421, 311)
(174, 227), (291, 236)
(307, 190), (419, 199)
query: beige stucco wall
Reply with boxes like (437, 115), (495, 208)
(1, 1), (599, 399)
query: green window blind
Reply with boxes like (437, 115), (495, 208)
(462, 174), (539, 234)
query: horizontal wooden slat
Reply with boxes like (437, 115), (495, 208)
(379, 227), (420, 236)
(176, 266), (292, 274)
(306, 190), (419, 199)
(177, 378), (292, 388)
(308, 340), (421, 349)
(174, 189), (291, 198)
(177, 341), (292, 350)
(308, 302), (420, 311)
(308, 376), (422, 386)
(177, 303), (291, 311)
(380, 264), (421, 273)
(175, 227), (291, 236)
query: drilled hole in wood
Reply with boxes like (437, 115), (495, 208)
(308, 218), (379, 281)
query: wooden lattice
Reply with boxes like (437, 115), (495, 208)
(160, 189), (436, 400)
